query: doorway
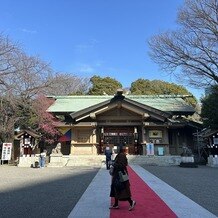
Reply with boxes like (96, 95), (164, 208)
(102, 127), (136, 154)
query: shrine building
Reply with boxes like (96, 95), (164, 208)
(47, 89), (201, 156)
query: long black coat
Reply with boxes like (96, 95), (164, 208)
(110, 152), (131, 200)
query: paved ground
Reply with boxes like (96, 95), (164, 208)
(0, 164), (217, 218)
(141, 165), (218, 216)
(69, 165), (217, 218)
(0, 166), (99, 218)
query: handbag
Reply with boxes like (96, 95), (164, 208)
(118, 170), (129, 182)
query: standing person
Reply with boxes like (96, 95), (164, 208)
(109, 146), (136, 211)
(105, 145), (112, 170)
(39, 150), (46, 168)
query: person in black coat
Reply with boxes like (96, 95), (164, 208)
(109, 146), (136, 211)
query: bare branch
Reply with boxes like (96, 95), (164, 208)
(149, 0), (218, 88)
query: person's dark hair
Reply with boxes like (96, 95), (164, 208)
(119, 145), (125, 153)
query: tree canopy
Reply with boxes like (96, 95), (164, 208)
(201, 85), (218, 129)
(148, 0), (218, 88)
(87, 76), (197, 105)
(130, 79), (197, 106)
(88, 76), (122, 95)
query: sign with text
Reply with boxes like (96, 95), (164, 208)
(146, 143), (154, 155)
(1, 143), (12, 161)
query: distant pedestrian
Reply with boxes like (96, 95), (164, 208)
(39, 150), (46, 168)
(105, 145), (112, 170)
(109, 145), (136, 211)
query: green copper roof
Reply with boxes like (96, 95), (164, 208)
(47, 96), (111, 112)
(47, 95), (195, 114)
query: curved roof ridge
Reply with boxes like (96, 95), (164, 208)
(126, 94), (193, 98)
(47, 94), (193, 99)
(47, 95), (113, 99)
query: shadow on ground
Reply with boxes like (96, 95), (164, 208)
(0, 166), (99, 218)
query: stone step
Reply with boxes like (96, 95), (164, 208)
(17, 155), (182, 167)
(64, 155), (182, 167)
(64, 155), (105, 167)
(127, 155), (181, 166)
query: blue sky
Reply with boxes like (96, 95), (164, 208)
(0, 0), (204, 99)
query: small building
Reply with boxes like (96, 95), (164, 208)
(200, 129), (218, 154)
(47, 90), (201, 156)
(15, 129), (40, 157)
(199, 128), (218, 167)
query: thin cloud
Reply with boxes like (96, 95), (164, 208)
(74, 38), (99, 52)
(19, 28), (37, 34)
(68, 60), (104, 78)
(75, 44), (92, 51)
(78, 64), (95, 73)
(78, 60), (104, 72)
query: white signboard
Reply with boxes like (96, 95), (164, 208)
(1, 143), (12, 161)
(146, 143), (154, 155)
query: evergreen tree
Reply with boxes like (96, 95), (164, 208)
(201, 85), (218, 128)
(88, 76), (122, 95)
(130, 79), (197, 106)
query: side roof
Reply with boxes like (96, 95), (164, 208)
(47, 94), (195, 115)
(15, 129), (40, 139)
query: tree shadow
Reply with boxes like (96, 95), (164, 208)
(0, 167), (99, 218)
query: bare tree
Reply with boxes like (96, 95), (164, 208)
(45, 72), (90, 96)
(0, 96), (17, 143)
(0, 34), (21, 91)
(0, 34), (52, 142)
(148, 0), (218, 88)
(0, 34), (53, 96)
(0, 33), (90, 143)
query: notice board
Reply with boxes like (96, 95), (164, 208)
(1, 143), (12, 161)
